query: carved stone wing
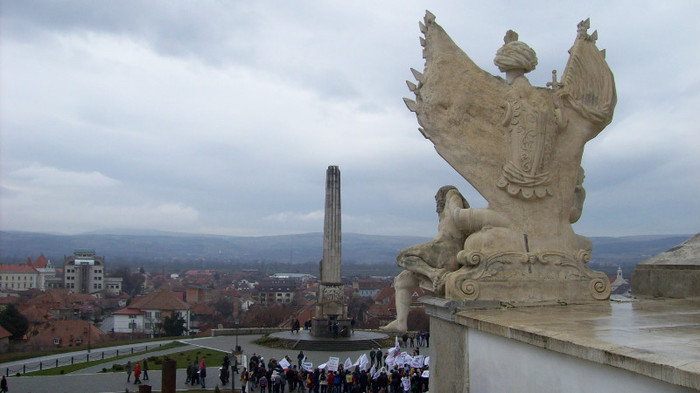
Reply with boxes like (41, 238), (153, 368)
(557, 19), (617, 134)
(405, 11), (510, 202)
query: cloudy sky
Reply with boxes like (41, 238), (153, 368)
(1, 1), (698, 238)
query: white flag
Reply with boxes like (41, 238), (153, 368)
(343, 357), (353, 370)
(424, 356), (430, 367)
(358, 354), (369, 371)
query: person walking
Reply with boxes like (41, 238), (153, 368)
(241, 367), (249, 393)
(200, 358), (207, 389)
(1, 375), (8, 393)
(185, 361), (193, 384)
(143, 358), (149, 380)
(125, 360), (132, 383)
(133, 361), (142, 385)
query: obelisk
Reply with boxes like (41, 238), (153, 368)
(322, 165), (342, 285)
(312, 165), (351, 337)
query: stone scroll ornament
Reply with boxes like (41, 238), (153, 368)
(400, 12), (616, 305)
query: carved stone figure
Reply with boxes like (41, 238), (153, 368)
(387, 12), (615, 329)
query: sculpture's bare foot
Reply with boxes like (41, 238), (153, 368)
(380, 319), (407, 333)
(431, 268), (448, 294)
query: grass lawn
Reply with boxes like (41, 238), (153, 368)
(25, 342), (187, 376)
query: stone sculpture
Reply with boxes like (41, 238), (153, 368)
(383, 12), (615, 331)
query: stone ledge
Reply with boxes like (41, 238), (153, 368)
(444, 298), (700, 390)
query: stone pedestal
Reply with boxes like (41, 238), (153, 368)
(421, 296), (700, 392)
(310, 317), (352, 338)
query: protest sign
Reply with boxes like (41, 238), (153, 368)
(279, 358), (291, 371)
(344, 357), (353, 370)
(327, 357), (340, 372)
(302, 362), (314, 372)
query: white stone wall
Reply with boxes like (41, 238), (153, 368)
(0, 271), (39, 291)
(468, 329), (695, 393)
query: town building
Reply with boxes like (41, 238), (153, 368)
(61, 249), (122, 297)
(27, 254), (56, 290)
(112, 288), (191, 337)
(353, 279), (390, 298)
(252, 278), (298, 305)
(0, 264), (39, 291)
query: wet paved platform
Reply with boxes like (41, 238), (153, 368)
(453, 297), (700, 391)
(270, 329), (389, 351)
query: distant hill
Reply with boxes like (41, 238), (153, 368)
(0, 231), (693, 273)
(0, 231), (429, 265)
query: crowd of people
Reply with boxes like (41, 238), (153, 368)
(239, 344), (429, 393)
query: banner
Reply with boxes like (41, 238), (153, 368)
(302, 362), (314, 373)
(410, 355), (424, 369)
(279, 358), (291, 371)
(327, 357), (340, 372)
(400, 352), (414, 366)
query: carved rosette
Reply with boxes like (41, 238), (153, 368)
(589, 278), (611, 300)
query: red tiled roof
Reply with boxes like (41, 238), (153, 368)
(129, 289), (190, 311)
(33, 254), (50, 268)
(0, 264), (37, 273)
(31, 320), (108, 348)
(113, 307), (145, 315)
(19, 305), (52, 324)
(0, 296), (20, 306)
(373, 286), (395, 302)
(190, 302), (215, 315)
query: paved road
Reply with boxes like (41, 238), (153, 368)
(1, 340), (179, 375)
(2, 334), (431, 393)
